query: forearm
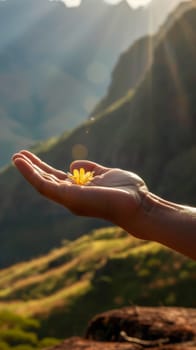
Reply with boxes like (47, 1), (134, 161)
(134, 192), (196, 260)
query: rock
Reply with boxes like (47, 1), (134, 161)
(48, 307), (196, 350)
(86, 306), (196, 342)
(49, 337), (196, 349)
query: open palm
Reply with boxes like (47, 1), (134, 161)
(13, 150), (148, 234)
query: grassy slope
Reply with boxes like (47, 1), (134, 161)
(0, 226), (195, 339)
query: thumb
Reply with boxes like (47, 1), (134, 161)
(70, 160), (109, 175)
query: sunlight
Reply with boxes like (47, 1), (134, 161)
(0, 0), (192, 168)
(162, 38), (190, 125)
(0, 2), (54, 51)
(0, 1), (196, 348)
(123, 0), (152, 8)
(126, 0), (152, 8)
(147, 0), (194, 127)
(51, 0), (153, 8)
(49, 0), (82, 7)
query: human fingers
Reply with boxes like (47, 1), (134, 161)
(13, 153), (64, 184)
(13, 156), (120, 221)
(13, 157), (64, 203)
(70, 160), (109, 175)
(13, 156), (139, 229)
(13, 150), (67, 180)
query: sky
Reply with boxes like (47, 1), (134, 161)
(50, 0), (153, 9)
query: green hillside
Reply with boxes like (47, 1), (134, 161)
(0, 312), (59, 350)
(0, 1), (196, 267)
(0, 226), (195, 347)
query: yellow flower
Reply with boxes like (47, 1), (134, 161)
(67, 168), (94, 185)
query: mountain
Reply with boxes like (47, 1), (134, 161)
(0, 226), (195, 344)
(0, 0), (196, 267)
(90, 0), (194, 116)
(0, 0), (189, 168)
(90, 35), (154, 117)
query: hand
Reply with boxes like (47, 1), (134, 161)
(12, 150), (148, 237)
(12, 151), (196, 259)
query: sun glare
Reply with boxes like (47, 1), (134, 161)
(104, 0), (152, 8)
(51, 0), (153, 9)
(126, 0), (152, 8)
(50, 0), (82, 7)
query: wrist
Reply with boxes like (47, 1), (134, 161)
(133, 191), (196, 260)
(131, 190), (183, 241)
(132, 190), (158, 241)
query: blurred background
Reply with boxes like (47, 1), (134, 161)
(0, 0), (195, 349)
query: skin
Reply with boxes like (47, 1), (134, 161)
(12, 150), (196, 260)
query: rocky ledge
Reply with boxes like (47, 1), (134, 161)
(49, 307), (196, 350)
